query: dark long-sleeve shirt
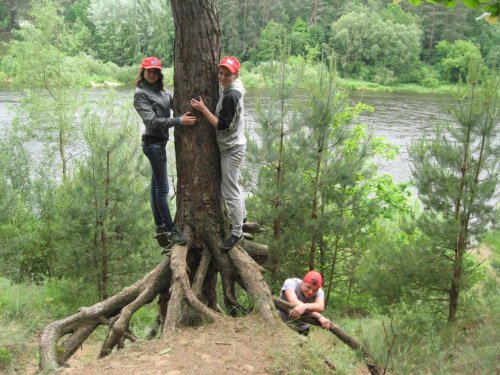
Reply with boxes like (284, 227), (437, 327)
(215, 80), (246, 155)
(134, 81), (180, 144)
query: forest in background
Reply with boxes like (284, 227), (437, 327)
(0, 0), (499, 87)
(0, 0), (498, 374)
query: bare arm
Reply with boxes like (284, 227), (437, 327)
(283, 289), (331, 329)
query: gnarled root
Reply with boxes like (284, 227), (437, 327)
(39, 236), (274, 372)
(39, 256), (173, 371)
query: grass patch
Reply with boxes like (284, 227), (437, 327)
(0, 277), (99, 372)
(0, 31), (11, 58)
(482, 229), (500, 271)
(338, 77), (456, 95)
(129, 302), (158, 339)
(268, 286), (499, 375)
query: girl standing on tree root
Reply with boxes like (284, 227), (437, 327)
(189, 56), (247, 250)
(134, 56), (197, 248)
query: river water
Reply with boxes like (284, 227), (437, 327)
(0, 87), (461, 184)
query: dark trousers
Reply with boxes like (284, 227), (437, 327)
(142, 143), (174, 231)
(297, 326), (310, 337)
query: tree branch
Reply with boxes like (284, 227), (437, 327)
(274, 298), (381, 375)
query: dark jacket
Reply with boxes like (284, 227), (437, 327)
(215, 80), (246, 155)
(134, 81), (180, 143)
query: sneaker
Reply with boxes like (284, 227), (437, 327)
(155, 232), (170, 247)
(168, 228), (187, 245)
(156, 225), (167, 234)
(223, 234), (243, 250)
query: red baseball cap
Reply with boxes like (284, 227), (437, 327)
(141, 56), (163, 70)
(219, 56), (240, 74)
(302, 271), (323, 287)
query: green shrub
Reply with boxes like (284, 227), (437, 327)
(129, 304), (158, 338)
(0, 347), (13, 369)
(400, 63), (441, 88)
(435, 40), (483, 83)
(420, 74), (440, 89)
(0, 277), (97, 327)
(0, 307), (37, 373)
(372, 66), (396, 86)
(482, 229), (500, 271)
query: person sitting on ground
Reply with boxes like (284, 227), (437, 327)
(279, 270), (332, 336)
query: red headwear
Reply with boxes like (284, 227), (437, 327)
(140, 56), (163, 70)
(219, 56), (240, 74)
(302, 271), (323, 287)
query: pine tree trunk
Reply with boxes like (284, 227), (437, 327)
(169, 0), (235, 318)
(427, 4), (437, 57)
(308, 155), (323, 270)
(39, 2), (276, 370)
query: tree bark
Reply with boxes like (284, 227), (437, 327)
(40, 257), (172, 370)
(35, 0), (381, 367)
(39, 1), (276, 371)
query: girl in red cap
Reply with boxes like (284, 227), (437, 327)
(134, 57), (197, 248)
(190, 56), (247, 250)
(279, 271), (331, 335)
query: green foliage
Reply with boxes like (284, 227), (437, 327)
(64, 0), (91, 26)
(246, 50), (412, 305)
(129, 303), (158, 338)
(406, 0), (500, 20)
(244, 53), (307, 283)
(0, 277), (97, 329)
(69, 52), (137, 85)
(0, 0), (155, 298)
(471, 26), (500, 71)
(252, 20), (288, 62)
(0, 132), (39, 281)
(288, 17), (314, 57)
(331, 6), (423, 82)
(482, 228), (500, 270)
(0, 277), (98, 372)
(407, 63), (442, 87)
(3, 0), (90, 181)
(383, 2), (423, 25)
(345, 282), (499, 374)
(5, 0), (87, 87)
(0, 1), (10, 31)
(435, 39), (484, 82)
(55, 92), (154, 297)
(408, 67), (499, 320)
(87, 0), (174, 67)
(0, 347), (13, 369)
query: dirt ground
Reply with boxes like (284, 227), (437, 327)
(58, 316), (316, 375)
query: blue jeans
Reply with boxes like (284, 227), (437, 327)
(142, 143), (174, 231)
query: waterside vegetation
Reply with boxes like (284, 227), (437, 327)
(0, 0), (498, 374)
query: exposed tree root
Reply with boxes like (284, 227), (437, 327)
(39, 235), (273, 372)
(40, 255), (173, 370)
(164, 243), (222, 335)
(230, 245), (276, 324)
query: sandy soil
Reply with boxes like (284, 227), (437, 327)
(59, 316), (306, 375)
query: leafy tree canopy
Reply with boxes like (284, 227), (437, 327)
(401, 0), (500, 23)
